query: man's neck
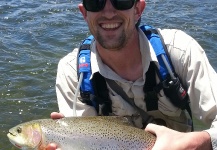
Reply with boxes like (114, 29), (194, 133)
(96, 31), (143, 81)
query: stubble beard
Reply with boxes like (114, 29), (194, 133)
(96, 30), (127, 51)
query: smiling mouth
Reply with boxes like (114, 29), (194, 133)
(100, 23), (121, 30)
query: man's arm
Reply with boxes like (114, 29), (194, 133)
(161, 29), (217, 149)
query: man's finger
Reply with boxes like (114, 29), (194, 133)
(46, 143), (58, 150)
(50, 112), (64, 119)
(145, 123), (160, 134)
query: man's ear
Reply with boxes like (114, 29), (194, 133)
(78, 4), (87, 21)
(134, 0), (146, 22)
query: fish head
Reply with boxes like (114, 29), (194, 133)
(7, 122), (42, 150)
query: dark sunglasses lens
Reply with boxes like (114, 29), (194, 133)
(83, 0), (105, 12)
(112, 0), (135, 10)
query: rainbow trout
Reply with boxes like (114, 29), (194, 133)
(7, 116), (156, 150)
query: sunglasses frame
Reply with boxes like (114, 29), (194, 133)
(83, 0), (137, 12)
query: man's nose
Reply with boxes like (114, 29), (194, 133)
(101, 0), (117, 18)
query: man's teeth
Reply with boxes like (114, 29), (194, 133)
(101, 23), (119, 29)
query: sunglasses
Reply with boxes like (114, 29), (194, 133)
(83, 0), (136, 12)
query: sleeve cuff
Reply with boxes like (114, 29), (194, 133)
(205, 128), (217, 150)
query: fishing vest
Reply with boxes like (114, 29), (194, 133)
(77, 25), (193, 129)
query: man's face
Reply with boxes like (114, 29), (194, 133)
(79, 0), (145, 51)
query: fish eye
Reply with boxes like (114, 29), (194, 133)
(17, 127), (22, 133)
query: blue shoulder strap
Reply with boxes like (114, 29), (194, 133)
(77, 36), (111, 113)
(77, 35), (94, 95)
(140, 25), (193, 130)
(140, 25), (173, 80)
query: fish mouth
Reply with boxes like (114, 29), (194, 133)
(7, 132), (15, 144)
(7, 132), (14, 139)
(7, 131), (17, 140)
(7, 132), (22, 149)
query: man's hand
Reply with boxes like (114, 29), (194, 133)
(145, 123), (212, 150)
(46, 112), (64, 150)
(46, 143), (60, 150)
(50, 112), (64, 119)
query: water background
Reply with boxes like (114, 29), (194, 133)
(0, 0), (217, 149)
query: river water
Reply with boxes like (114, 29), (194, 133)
(0, 0), (217, 149)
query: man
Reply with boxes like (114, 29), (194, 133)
(47, 0), (217, 149)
